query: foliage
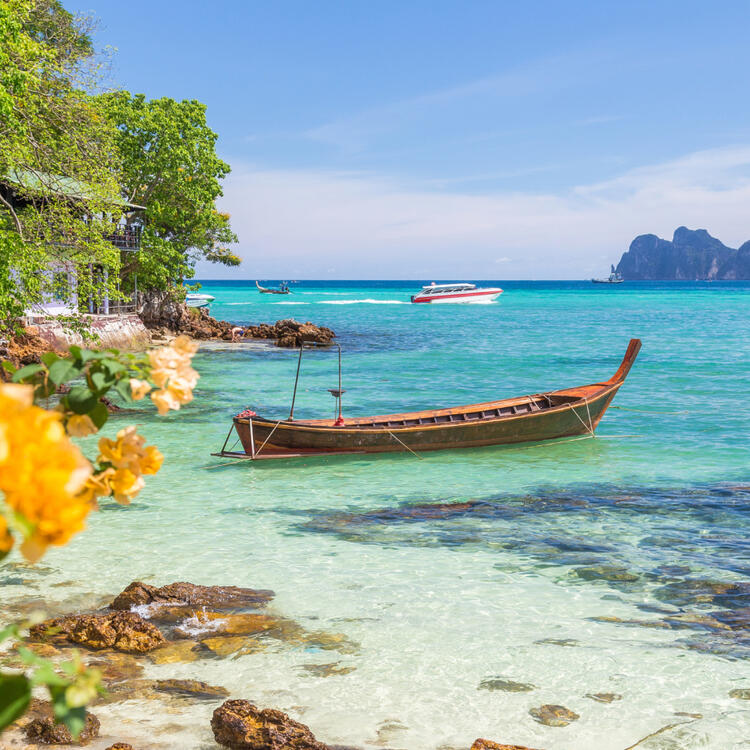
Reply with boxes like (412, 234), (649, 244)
(0, 335), (199, 736)
(0, 0), (124, 330)
(99, 91), (240, 289)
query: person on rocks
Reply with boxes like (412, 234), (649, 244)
(231, 326), (246, 342)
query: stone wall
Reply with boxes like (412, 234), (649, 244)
(30, 314), (151, 351)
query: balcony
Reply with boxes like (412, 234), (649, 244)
(107, 225), (142, 251)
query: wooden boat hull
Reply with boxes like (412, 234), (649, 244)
(227, 339), (641, 460)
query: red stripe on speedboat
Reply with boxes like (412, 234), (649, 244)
(412, 289), (502, 302)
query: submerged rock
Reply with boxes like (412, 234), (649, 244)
(478, 678), (536, 693)
(173, 612), (280, 639)
(585, 692), (622, 703)
(153, 678), (230, 700)
(200, 635), (268, 658)
(23, 701), (100, 745)
(211, 699), (329, 749)
(30, 611), (165, 653)
(729, 688), (750, 699)
(111, 581), (274, 611)
(528, 704), (579, 727)
(471, 741), (544, 750)
(574, 565), (639, 582)
(654, 579), (750, 609)
(106, 744), (135, 750)
(148, 639), (201, 664)
(298, 662), (356, 677)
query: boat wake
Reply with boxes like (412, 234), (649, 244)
(320, 299), (407, 305)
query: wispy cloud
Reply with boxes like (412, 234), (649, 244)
(210, 145), (750, 279)
(577, 114), (624, 126)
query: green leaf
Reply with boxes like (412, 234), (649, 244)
(89, 371), (109, 393)
(0, 674), (32, 731)
(40, 352), (59, 367)
(68, 345), (82, 361)
(48, 359), (77, 386)
(49, 685), (86, 739)
(1, 361), (17, 375)
(11, 364), (44, 383)
(100, 358), (125, 376)
(114, 378), (134, 402)
(88, 402), (108, 430)
(67, 386), (97, 414)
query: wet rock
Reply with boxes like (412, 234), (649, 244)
(709, 608), (750, 630)
(24, 701), (100, 745)
(106, 744), (135, 750)
(470, 743), (542, 750)
(200, 635), (267, 658)
(674, 711), (703, 718)
(111, 581), (274, 611)
(528, 705), (579, 727)
(211, 699), (329, 749)
(729, 688), (750, 699)
(148, 639), (201, 664)
(663, 613), (731, 631)
(534, 638), (579, 647)
(574, 565), (639, 583)
(261, 319), (335, 348)
(153, 678), (230, 700)
(174, 612), (280, 639)
(299, 662), (356, 677)
(654, 579), (750, 609)
(31, 612), (165, 653)
(478, 678), (536, 693)
(585, 692), (622, 703)
(87, 652), (144, 682)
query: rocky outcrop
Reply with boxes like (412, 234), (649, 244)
(30, 611), (165, 653)
(0, 329), (59, 370)
(252, 319), (336, 348)
(615, 226), (750, 280)
(211, 700), (329, 750)
(23, 700), (100, 745)
(111, 581), (274, 611)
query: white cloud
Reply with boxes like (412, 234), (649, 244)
(201, 145), (750, 279)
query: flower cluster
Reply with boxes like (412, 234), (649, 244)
(0, 384), (92, 561)
(136, 335), (199, 416)
(79, 426), (164, 506)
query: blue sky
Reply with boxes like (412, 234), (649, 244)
(74, 0), (750, 278)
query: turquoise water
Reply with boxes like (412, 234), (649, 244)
(4, 281), (750, 749)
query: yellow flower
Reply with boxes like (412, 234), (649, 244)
(66, 414), (97, 437)
(139, 446), (163, 475)
(151, 387), (180, 416)
(97, 426), (146, 470)
(0, 384), (93, 561)
(110, 468), (144, 505)
(129, 378), (152, 400)
(77, 468), (115, 505)
(171, 335), (199, 356)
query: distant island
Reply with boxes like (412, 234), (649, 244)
(615, 226), (750, 280)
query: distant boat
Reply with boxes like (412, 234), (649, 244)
(256, 280), (291, 295)
(411, 282), (503, 303)
(186, 293), (215, 308)
(592, 265), (624, 284)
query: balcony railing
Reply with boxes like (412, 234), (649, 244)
(106, 225), (142, 251)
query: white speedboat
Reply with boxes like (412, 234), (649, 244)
(410, 282), (503, 304)
(186, 292), (216, 308)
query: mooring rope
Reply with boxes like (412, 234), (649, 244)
(570, 396), (596, 437)
(255, 420), (283, 457)
(387, 430), (423, 459)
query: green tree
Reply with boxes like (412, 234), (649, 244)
(0, 0), (125, 330)
(100, 92), (239, 291)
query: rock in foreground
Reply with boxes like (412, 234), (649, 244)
(211, 699), (329, 749)
(111, 581), (274, 611)
(23, 701), (100, 745)
(528, 704), (579, 727)
(30, 611), (164, 653)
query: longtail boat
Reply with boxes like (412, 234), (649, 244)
(256, 280), (290, 294)
(214, 339), (641, 461)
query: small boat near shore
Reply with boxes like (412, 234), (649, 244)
(214, 339), (641, 462)
(186, 292), (215, 308)
(256, 280), (291, 294)
(411, 282), (503, 303)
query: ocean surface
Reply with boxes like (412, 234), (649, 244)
(3, 280), (750, 750)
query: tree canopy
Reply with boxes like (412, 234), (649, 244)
(100, 92), (240, 291)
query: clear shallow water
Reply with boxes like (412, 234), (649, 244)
(3, 281), (750, 749)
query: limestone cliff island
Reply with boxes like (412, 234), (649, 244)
(615, 226), (750, 280)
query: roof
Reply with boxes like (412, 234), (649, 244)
(421, 283), (476, 290)
(2, 169), (145, 210)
